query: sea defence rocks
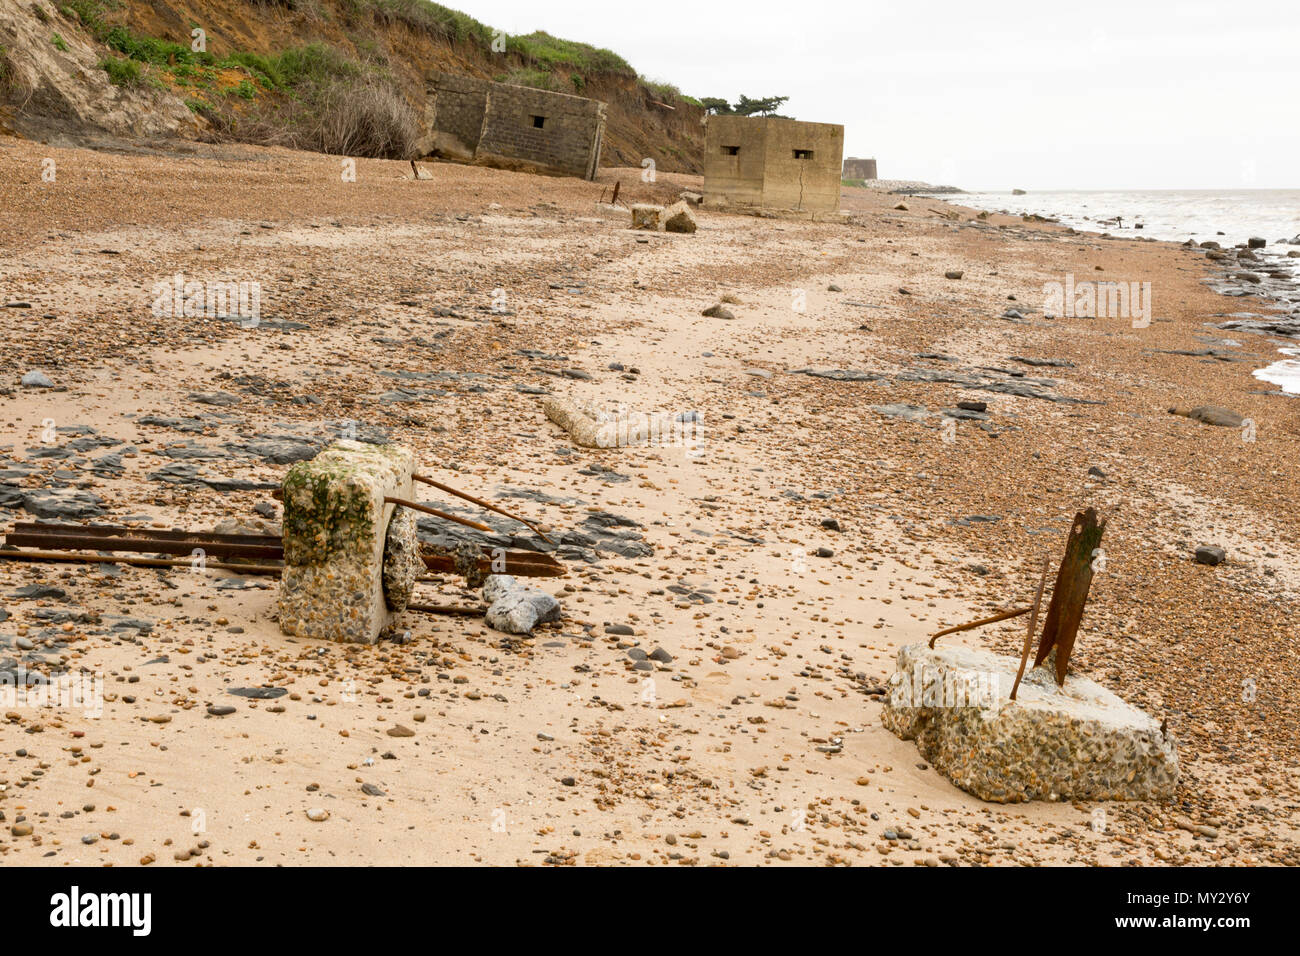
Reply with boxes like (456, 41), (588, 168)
(881, 643), (1179, 803)
(277, 441), (417, 643)
(483, 574), (561, 634)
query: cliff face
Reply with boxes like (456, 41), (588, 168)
(0, 0), (704, 173)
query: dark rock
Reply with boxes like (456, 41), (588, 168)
(227, 686), (288, 699)
(9, 584), (67, 600)
(1194, 546), (1227, 566)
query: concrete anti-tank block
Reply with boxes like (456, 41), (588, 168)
(631, 204), (664, 230)
(277, 441), (416, 643)
(881, 642), (1179, 803)
(662, 201), (698, 234)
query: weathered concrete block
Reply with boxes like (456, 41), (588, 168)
(662, 201), (698, 234)
(631, 204), (664, 231)
(881, 643), (1179, 803)
(277, 441), (416, 644)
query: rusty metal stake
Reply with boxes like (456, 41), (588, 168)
(1010, 556), (1052, 701)
(1034, 508), (1106, 685)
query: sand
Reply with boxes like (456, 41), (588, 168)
(0, 138), (1296, 866)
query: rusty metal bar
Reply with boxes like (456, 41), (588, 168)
(1010, 556), (1052, 701)
(6, 527), (282, 561)
(384, 496), (496, 534)
(412, 473), (553, 543)
(929, 605), (1032, 649)
(9, 522), (280, 547)
(0, 548), (282, 575)
(418, 548), (564, 578)
(406, 602), (488, 616)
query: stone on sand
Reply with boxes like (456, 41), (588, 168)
(483, 574), (561, 634)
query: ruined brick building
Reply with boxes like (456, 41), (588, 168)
(843, 157), (878, 181)
(703, 116), (845, 213)
(418, 71), (607, 180)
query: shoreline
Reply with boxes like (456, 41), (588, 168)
(1, 138), (1298, 866)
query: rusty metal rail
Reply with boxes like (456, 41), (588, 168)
(1, 522), (566, 579)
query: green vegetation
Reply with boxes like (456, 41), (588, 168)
(99, 55), (142, 87)
(842, 178), (867, 188)
(701, 94), (790, 116)
(52, 34), (69, 52)
(222, 44), (358, 90)
(364, 0), (493, 45)
(62, 0), (115, 39)
(504, 31), (631, 74)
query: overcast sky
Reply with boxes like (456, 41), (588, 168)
(464, 0), (1298, 190)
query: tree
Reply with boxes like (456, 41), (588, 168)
(699, 97), (733, 114)
(733, 94), (789, 117)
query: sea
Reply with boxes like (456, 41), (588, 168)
(954, 189), (1300, 394)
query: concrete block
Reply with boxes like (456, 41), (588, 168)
(662, 201), (698, 234)
(631, 204), (664, 231)
(881, 642), (1179, 802)
(277, 441), (416, 643)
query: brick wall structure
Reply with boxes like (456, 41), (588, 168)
(420, 71), (607, 180)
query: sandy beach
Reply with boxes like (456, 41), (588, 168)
(1, 138), (1297, 866)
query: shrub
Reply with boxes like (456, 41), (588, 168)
(208, 71), (418, 158)
(52, 34), (69, 52)
(99, 55), (142, 87)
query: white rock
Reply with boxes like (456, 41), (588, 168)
(21, 371), (53, 388)
(305, 808), (330, 822)
(483, 574), (561, 634)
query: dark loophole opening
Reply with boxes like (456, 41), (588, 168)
(722, 145), (740, 155)
(532, 115), (546, 129)
(793, 149), (814, 160)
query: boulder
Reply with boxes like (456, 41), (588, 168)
(1194, 545), (1227, 566)
(21, 371), (53, 388)
(881, 642), (1179, 803)
(483, 575), (561, 634)
(662, 201), (697, 234)
(631, 204), (664, 231)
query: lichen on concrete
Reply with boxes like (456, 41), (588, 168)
(277, 441), (415, 643)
